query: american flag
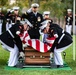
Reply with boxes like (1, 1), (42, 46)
(17, 31), (56, 53)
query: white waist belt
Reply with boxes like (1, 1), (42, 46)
(7, 30), (15, 38)
(62, 30), (64, 33)
(58, 33), (65, 44)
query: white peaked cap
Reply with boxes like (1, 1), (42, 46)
(67, 9), (72, 12)
(20, 19), (33, 27)
(40, 20), (49, 30)
(13, 6), (19, 10)
(31, 3), (39, 7)
(43, 11), (50, 15)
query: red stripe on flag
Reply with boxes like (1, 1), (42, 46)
(18, 33), (23, 37)
(48, 43), (53, 47)
(22, 40), (26, 44)
(28, 40), (32, 46)
(47, 37), (56, 40)
(23, 33), (29, 40)
(36, 40), (40, 51)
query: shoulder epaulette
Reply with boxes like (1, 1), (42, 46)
(24, 12), (27, 15)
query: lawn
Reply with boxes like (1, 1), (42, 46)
(0, 36), (76, 75)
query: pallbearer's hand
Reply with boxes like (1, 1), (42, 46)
(19, 51), (25, 58)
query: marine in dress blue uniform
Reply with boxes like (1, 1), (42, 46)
(65, 9), (73, 34)
(0, 21), (23, 67)
(5, 6), (21, 31)
(21, 3), (43, 39)
(40, 11), (53, 42)
(40, 20), (73, 68)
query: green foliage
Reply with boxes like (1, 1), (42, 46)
(40, 0), (73, 18)
(15, 0), (29, 8)
(0, 0), (8, 7)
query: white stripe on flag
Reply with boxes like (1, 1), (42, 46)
(40, 40), (44, 52)
(46, 39), (55, 44)
(31, 39), (36, 50)
(47, 45), (51, 51)
(24, 36), (30, 41)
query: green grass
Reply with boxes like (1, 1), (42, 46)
(0, 36), (76, 75)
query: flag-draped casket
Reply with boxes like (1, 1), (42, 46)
(17, 31), (56, 64)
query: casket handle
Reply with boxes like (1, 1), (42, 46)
(40, 55), (45, 59)
(30, 55), (36, 59)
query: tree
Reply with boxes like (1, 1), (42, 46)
(39, 0), (73, 18)
(0, 0), (8, 7)
(40, 0), (64, 18)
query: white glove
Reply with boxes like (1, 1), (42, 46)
(19, 52), (25, 58)
(16, 31), (20, 35)
(27, 8), (32, 13)
(23, 43), (28, 48)
(10, 9), (14, 13)
(54, 34), (58, 38)
(39, 30), (44, 35)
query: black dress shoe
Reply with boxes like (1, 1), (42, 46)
(50, 63), (57, 68)
(14, 64), (23, 68)
(57, 65), (64, 68)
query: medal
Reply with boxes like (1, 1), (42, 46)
(37, 17), (41, 22)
